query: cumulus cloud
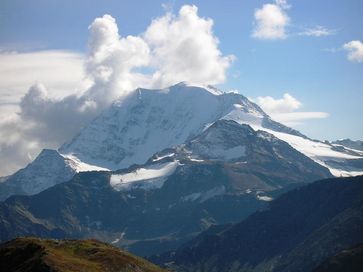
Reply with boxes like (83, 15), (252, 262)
(0, 5), (233, 176)
(252, 0), (290, 40)
(255, 93), (301, 113)
(343, 40), (363, 63)
(85, 14), (151, 107)
(0, 83), (98, 176)
(254, 93), (329, 126)
(144, 5), (233, 87)
(299, 26), (335, 37)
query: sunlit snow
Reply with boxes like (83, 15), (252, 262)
(248, 125), (363, 177)
(110, 161), (179, 191)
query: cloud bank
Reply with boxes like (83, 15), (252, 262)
(0, 5), (233, 176)
(255, 93), (329, 126)
(0, 50), (84, 105)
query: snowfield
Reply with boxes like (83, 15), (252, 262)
(249, 125), (363, 177)
(110, 161), (179, 191)
(63, 154), (110, 172)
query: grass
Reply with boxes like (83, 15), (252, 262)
(0, 237), (167, 272)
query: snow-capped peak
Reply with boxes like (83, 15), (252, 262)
(59, 83), (266, 170)
(174, 81), (225, 95)
(58, 83), (363, 177)
(2, 83), (362, 201)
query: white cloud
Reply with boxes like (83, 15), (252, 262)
(145, 5), (234, 87)
(299, 26), (335, 37)
(255, 93), (301, 113)
(271, 112), (329, 126)
(254, 93), (329, 126)
(0, 50), (85, 104)
(0, 50), (85, 176)
(343, 40), (363, 63)
(0, 6), (233, 176)
(84, 14), (151, 108)
(252, 0), (290, 40)
(0, 14), (151, 176)
(274, 0), (291, 9)
(0, 114), (43, 177)
(252, 2), (335, 40)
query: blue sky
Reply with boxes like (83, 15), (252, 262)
(0, 0), (362, 176)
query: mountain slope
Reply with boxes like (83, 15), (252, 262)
(2, 83), (361, 201)
(0, 150), (76, 201)
(59, 82), (363, 177)
(152, 175), (363, 272)
(59, 83), (274, 169)
(249, 127), (363, 177)
(0, 120), (331, 256)
(0, 149), (107, 201)
(314, 243), (363, 272)
(58, 83), (310, 169)
(0, 237), (165, 272)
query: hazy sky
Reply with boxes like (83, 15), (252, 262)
(0, 0), (362, 175)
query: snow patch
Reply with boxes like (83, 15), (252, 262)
(222, 104), (264, 127)
(110, 161), (179, 191)
(257, 195), (273, 202)
(111, 232), (125, 244)
(152, 153), (175, 162)
(63, 154), (110, 172)
(188, 157), (205, 162)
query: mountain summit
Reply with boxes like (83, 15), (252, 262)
(59, 82), (289, 170)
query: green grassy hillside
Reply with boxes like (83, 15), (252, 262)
(0, 237), (166, 272)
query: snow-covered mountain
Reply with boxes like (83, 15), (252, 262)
(60, 82), (363, 176)
(59, 82), (293, 170)
(0, 82), (361, 255)
(110, 120), (331, 194)
(244, 127), (363, 177)
(0, 120), (331, 256)
(0, 150), (76, 201)
(0, 149), (107, 201)
(1, 82), (362, 200)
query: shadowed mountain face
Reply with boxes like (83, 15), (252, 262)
(0, 237), (165, 272)
(152, 175), (363, 272)
(314, 243), (363, 272)
(0, 121), (331, 257)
